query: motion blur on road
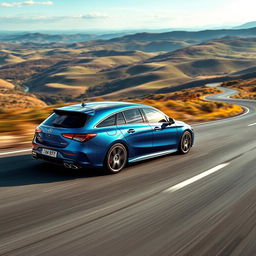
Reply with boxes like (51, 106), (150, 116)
(0, 85), (256, 255)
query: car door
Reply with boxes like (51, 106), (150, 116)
(116, 109), (154, 158)
(142, 108), (178, 152)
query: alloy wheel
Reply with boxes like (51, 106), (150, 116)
(106, 144), (127, 173)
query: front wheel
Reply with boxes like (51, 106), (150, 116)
(178, 131), (192, 154)
(105, 143), (128, 174)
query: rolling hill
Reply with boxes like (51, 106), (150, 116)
(108, 27), (256, 42)
(82, 38), (256, 98)
(2, 28), (256, 104)
(0, 32), (131, 44)
(234, 21), (256, 29)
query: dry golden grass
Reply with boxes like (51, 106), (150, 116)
(0, 91), (46, 110)
(222, 79), (256, 100)
(0, 86), (243, 148)
(0, 79), (15, 89)
(125, 87), (243, 123)
(41, 83), (87, 96)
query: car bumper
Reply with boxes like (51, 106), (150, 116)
(32, 144), (102, 168)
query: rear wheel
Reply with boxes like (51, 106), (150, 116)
(178, 131), (192, 154)
(105, 143), (127, 174)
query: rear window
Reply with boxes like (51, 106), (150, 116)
(44, 110), (88, 128)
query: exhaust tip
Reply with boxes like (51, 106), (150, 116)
(64, 163), (71, 168)
(64, 162), (81, 169)
(70, 164), (79, 169)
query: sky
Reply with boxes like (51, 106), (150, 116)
(0, 0), (255, 31)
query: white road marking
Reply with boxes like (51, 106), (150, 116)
(164, 163), (230, 192)
(0, 149), (31, 156)
(248, 122), (256, 127)
(238, 106), (250, 117)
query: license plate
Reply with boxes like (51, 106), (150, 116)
(42, 148), (57, 158)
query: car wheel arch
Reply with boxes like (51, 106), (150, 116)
(104, 140), (130, 160)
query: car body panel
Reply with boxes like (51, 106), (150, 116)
(32, 101), (194, 169)
(149, 123), (178, 151)
(117, 123), (154, 158)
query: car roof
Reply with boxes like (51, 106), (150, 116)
(55, 101), (151, 115)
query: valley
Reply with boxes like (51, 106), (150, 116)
(0, 26), (256, 147)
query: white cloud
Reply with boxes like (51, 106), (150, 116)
(74, 13), (110, 20)
(0, 13), (110, 23)
(0, 0), (53, 8)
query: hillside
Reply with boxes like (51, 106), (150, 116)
(82, 38), (256, 98)
(150, 38), (256, 61)
(2, 29), (256, 103)
(0, 32), (131, 44)
(108, 27), (256, 42)
(0, 87), (46, 110)
(0, 79), (15, 89)
(234, 21), (256, 29)
(67, 39), (197, 53)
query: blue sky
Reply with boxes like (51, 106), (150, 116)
(0, 0), (255, 31)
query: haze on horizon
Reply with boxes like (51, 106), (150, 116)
(0, 0), (255, 31)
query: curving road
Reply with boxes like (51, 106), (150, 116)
(0, 85), (256, 256)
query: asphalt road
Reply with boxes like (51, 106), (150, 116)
(0, 85), (256, 256)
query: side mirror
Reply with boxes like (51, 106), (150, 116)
(168, 117), (175, 125)
(161, 118), (175, 128)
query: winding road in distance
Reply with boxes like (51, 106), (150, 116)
(0, 84), (256, 256)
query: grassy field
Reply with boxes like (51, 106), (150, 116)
(125, 87), (243, 123)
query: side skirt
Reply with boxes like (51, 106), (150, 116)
(129, 149), (177, 163)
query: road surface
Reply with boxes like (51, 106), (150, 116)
(0, 85), (256, 256)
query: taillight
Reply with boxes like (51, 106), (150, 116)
(62, 133), (97, 143)
(35, 127), (42, 133)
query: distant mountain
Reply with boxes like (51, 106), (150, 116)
(234, 21), (256, 29)
(1, 27), (256, 45)
(109, 27), (256, 43)
(0, 32), (129, 44)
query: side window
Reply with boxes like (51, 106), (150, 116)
(143, 108), (167, 123)
(116, 112), (126, 125)
(123, 109), (144, 124)
(97, 114), (116, 127)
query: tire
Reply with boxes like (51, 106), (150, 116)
(105, 143), (128, 174)
(178, 131), (192, 154)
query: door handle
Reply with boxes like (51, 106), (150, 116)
(127, 129), (135, 133)
(154, 127), (161, 131)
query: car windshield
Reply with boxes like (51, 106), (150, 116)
(43, 110), (88, 128)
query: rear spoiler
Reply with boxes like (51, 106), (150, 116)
(54, 108), (95, 116)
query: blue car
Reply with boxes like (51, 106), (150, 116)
(32, 102), (194, 173)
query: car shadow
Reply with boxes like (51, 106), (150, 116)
(0, 155), (107, 187)
(0, 151), (183, 187)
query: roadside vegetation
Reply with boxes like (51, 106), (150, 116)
(0, 86), (243, 149)
(126, 87), (242, 123)
(222, 79), (256, 100)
